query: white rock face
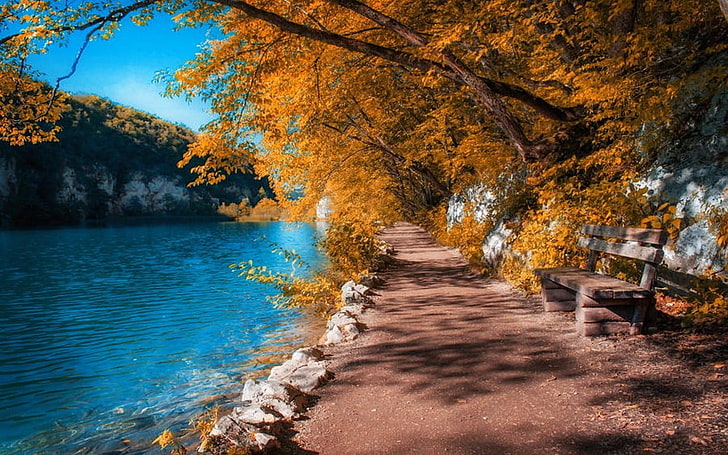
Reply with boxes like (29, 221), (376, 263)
(482, 219), (514, 270)
(57, 167), (87, 206)
(120, 173), (190, 213)
(634, 165), (727, 276)
(635, 166), (728, 219)
(0, 156), (16, 199)
(93, 166), (116, 198)
(447, 194), (466, 227)
(448, 165), (727, 277)
(665, 220), (725, 276)
(316, 196), (333, 220)
(446, 184), (496, 229)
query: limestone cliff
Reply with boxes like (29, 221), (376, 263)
(0, 95), (271, 228)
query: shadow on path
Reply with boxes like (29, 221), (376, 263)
(289, 223), (727, 455)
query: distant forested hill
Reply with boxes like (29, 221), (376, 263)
(0, 95), (270, 227)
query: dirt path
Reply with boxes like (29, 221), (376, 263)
(289, 223), (727, 455)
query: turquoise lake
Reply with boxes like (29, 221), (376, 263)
(0, 221), (326, 454)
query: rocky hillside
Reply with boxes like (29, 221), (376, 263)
(448, 83), (728, 283)
(0, 95), (270, 228)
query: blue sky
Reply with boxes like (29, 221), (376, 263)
(27, 14), (215, 132)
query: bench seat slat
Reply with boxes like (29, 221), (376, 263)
(535, 267), (652, 300)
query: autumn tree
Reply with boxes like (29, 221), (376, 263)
(2, 1), (726, 276)
(167, 0), (726, 222)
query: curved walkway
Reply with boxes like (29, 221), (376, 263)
(290, 223), (727, 455)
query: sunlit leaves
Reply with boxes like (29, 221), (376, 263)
(230, 244), (340, 315)
(2, 1), (726, 297)
(0, 61), (68, 145)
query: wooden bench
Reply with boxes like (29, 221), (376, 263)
(535, 225), (668, 336)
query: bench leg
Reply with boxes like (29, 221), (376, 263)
(575, 294), (654, 336)
(629, 298), (654, 335)
(575, 294), (630, 336)
(541, 279), (576, 312)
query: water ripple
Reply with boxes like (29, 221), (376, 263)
(0, 222), (325, 454)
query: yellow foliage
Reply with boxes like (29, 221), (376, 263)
(6, 0), (725, 322)
(318, 215), (389, 281)
(248, 198), (285, 221)
(217, 198), (251, 219)
(640, 202), (684, 241)
(191, 406), (220, 454)
(708, 203), (728, 250)
(153, 429), (185, 455)
(437, 214), (491, 268)
(0, 63), (68, 145)
(688, 286), (728, 326)
(231, 248), (340, 317)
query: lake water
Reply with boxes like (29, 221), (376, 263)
(0, 221), (326, 454)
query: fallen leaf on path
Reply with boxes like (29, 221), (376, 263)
(690, 436), (708, 446)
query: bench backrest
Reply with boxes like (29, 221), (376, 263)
(579, 224), (668, 290)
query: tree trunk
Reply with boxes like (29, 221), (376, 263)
(610, 0), (643, 56)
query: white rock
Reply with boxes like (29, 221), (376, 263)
(290, 346), (324, 364)
(324, 325), (344, 345)
(209, 415), (280, 453)
(241, 379), (307, 419)
(251, 431), (280, 451)
(233, 404), (281, 425)
(482, 219), (514, 269)
(340, 304), (365, 316)
(666, 220), (725, 275)
(277, 364), (331, 393)
(268, 358), (330, 390)
(341, 323), (360, 340)
(328, 311), (358, 328)
(268, 360), (302, 382)
(353, 283), (372, 295)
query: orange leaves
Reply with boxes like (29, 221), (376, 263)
(640, 202), (683, 240)
(0, 64), (68, 145)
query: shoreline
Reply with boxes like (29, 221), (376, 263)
(198, 278), (379, 453)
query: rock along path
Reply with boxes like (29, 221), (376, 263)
(290, 222), (727, 455)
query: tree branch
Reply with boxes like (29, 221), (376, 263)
(215, 0), (580, 122)
(323, 0), (582, 159)
(0, 0), (163, 46)
(343, 113), (452, 198)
